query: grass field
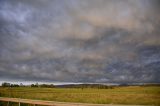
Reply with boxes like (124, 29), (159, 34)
(0, 86), (160, 105)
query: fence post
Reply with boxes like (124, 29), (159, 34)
(7, 101), (9, 106)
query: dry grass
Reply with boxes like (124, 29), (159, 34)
(0, 86), (160, 105)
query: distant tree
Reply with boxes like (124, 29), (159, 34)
(31, 84), (37, 87)
(10, 84), (19, 87)
(119, 83), (129, 86)
(31, 83), (39, 87)
(31, 84), (34, 87)
(2, 82), (10, 87)
(39, 84), (55, 88)
(50, 84), (55, 88)
(20, 83), (24, 87)
(36, 82), (39, 87)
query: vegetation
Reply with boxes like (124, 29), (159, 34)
(1, 82), (55, 88)
(56, 84), (114, 89)
(1, 82), (113, 89)
(0, 85), (160, 105)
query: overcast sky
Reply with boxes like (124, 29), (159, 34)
(0, 0), (160, 83)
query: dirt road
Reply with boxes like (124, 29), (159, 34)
(0, 97), (149, 106)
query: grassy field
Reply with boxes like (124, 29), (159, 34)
(0, 86), (160, 105)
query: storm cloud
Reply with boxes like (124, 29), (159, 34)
(0, 0), (160, 83)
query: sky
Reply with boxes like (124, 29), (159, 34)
(0, 0), (160, 84)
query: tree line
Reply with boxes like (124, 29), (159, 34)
(1, 82), (115, 89)
(1, 82), (55, 88)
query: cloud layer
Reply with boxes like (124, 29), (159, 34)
(0, 0), (160, 83)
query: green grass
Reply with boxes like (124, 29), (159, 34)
(0, 86), (160, 105)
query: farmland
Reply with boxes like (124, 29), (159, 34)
(0, 85), (160, 105)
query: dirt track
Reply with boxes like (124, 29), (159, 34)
(0, 97), (149, 106)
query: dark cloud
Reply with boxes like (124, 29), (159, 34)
(0, 0), (160, 83)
